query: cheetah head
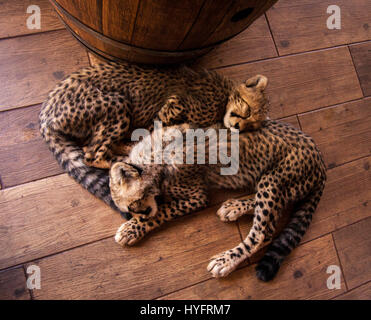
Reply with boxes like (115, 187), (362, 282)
(109, 162), (161, 218)
(224, 75), (269, 132)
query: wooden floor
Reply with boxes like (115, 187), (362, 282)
(0, 0), (370, 300)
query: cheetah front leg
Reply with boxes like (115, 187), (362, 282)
(157, 95), (186, 125)
(208, 176), (284, 277)
(115, 195), (208, 246)
(217, 196), (255, 222)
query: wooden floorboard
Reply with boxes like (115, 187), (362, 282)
(0, 30), (89, 112)
(218, 47), (363, 119)
(195, 15), (277, 69)
(28, 206), (241, 300)
(0, 0), (370, 300)
(160, 235), (346, 300)
(278, 115), (301, 129)
(266, 0), (371, 55)
(0, 104), (63, 187)
(0, 267), (30, 300)
(0, 174), (122, 270)
(0, 172), (245, 271)
(299, 98), (371, 168)
(303, 157), (371, 243)
(333, 218), (371, 290)
(334, 281), (371, 300)
(0, 0), (64, 39)
(349, 42), (371, 96)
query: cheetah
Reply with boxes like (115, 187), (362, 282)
(39, 60), (268, 217)
(109, 120), (326, 281)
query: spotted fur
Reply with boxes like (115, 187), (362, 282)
(39, 61), (268, 217)
(110, 120), (326, 281)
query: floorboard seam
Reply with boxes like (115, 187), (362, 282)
(0, 102), (43, 114)
(280, 96), (367, 122)
(21, 264), (34, 300)
(0, 28), (66, 42)
(0, 234), (113, 273)
(295, 115), (303, 131)
(331, 233), (349, 292)
(1, 172), (67, 191)
(326, 153), (371, 171)
(264, 13), (280, 57)
(331, 279), (371, 299)
(347, 45), (366, 97)
(214, 39), (371, 71)
(295, 96), (369, 117)
(301, 216), (371, 247)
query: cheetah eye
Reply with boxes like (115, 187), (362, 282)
(128, 163), (143, 175)
(230, 112), (241, 118)
(120, 168), (139, 179)
(120, 168), (133, 179)
(230, 111), (250, 119)
(119, 163), (142, 179)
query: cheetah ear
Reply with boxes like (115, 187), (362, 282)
(110, 162), (139, 183)
(158, 102), (185, 125)
(245, 75), (268, 91)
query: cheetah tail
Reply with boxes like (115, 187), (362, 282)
(255, 180), (326, 282)
(39, 119), (131, 220)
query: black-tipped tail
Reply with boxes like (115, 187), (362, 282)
(256, 182), (325, 281)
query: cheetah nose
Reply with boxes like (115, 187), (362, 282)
(128, 202), (152, 215)
(133, 207), (152, 215)
(141, 207), (152, 215)
(234, 123), (240, 129)
(128, 202), (140, 212)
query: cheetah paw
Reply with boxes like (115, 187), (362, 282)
(216, 200), (244, 222)
(115, 221), (143, 246)
(207, 250), (239, 278)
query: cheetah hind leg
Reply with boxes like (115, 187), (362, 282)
(83, 128), (124, 169)
(83, 143), (113, 169)
(157, 95), (185, 125)
(217, 197), (255, 222)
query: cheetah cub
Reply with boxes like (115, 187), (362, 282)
(223, 74), (269, 132)
(109, 120), (326, 281)
(39, 59), (268, 216)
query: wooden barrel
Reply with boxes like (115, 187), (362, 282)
(50, 0), (277, 64)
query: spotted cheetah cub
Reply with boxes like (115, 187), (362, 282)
(109, 120), (326, 281)
(223, 74), (269, 132)
(39, 59), (268, 216)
